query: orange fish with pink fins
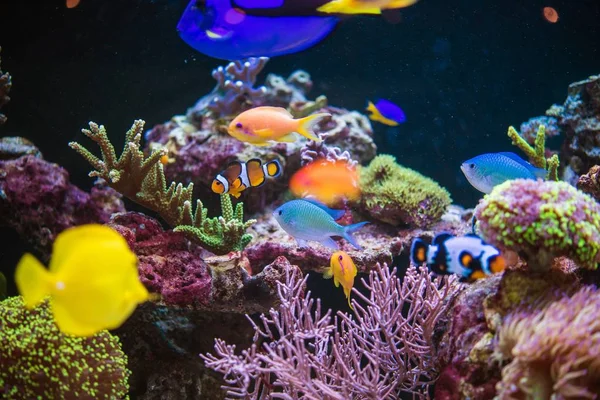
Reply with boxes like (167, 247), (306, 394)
(227, 107), (331, 146)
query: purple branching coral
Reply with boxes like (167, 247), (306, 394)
(202, 263), (459, 399)
(187, 57), (269, 124)
(494, 285), (600, 398)
(0, 47), (12, 125)
(475, 179), (600, 271)
(301, 134), (358, 167)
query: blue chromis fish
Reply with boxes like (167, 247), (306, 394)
(323, 251), (357, 309)
(212, 158), (282, 198)
(273, 199), (368, 249)
(410, 233), (506, 282)
(366, 99), (406, 126)
(177, 0), (338, 60)
(318, 0), (419, 14)
(461, 152), (547, 194)
(15, 224), (151, 337)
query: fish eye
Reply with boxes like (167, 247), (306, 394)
(278, 210), (282, 215)
(469, 163), (475, 169)
(338, 255), (343, 261)
(236, 122), (243, 129)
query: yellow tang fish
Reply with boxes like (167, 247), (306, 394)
(211, 158), (282, 198)
(15, 224), (151, 337)
(318, 0), (419, 14)
(323, 251), (358, 309)
(227, 106), (331, 146)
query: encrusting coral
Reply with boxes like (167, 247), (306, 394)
(475, 178), (600, 271)
(0, 47), (11, 125)
(69, 120), (255, 254)
(0, 296), (130, 399)
(495, 285), (600, 398)
(353, 154), (452, 227)
(202, 263), (459, 399)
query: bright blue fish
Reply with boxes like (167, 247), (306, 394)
(366, 99), (406, 126)
(273, 199), (368, 249)
(177, 0), (339, 60)
(461, 152), (547, 194)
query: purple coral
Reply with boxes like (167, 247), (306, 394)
(202, 263), (458, 398)
(0, 155), (125, 260)
(475, 179), (600, 270)
(187, 57), (269, 123)
(301, 135), (358, 167)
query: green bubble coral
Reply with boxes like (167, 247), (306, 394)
(354, 154), (451, 227)
(475, 179), (600, 271)
(0, 296), (130, 399)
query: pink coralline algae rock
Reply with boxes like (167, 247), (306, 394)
(108, 212), (213, 307)
(244, 205), (471, 274)
(0, 155), (125, 260)
(145, 106), (377, 213)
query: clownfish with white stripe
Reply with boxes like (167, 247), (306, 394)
(211, 158), (282, 198)
(410, 233), (505, 282)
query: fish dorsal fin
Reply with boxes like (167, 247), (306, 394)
(301, 198), (345, 220)
(258, 106), (292, 117)
(432, 232), (453, 247)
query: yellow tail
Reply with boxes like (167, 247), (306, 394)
(318, 0), (381, 14)
(296, 113), (331, 142)
(15, 253), (52, 308)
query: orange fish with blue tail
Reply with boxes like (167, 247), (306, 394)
(15, 224), (152, 337)
(212, 158), (282, 198)
(411, 233), (505, 282)
(228, 106), (330, 146)
(323, 251), (358, 309)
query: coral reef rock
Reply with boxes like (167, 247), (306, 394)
(0, 47), (11, 125)
(0, 155), (125, 260)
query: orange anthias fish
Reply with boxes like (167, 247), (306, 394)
(211, 158), (282, 198)
(15, 224), (151, 337)
(317, 0), (419, 15)
(289, 159), (360, 206)
(227, 107), (331, 146)
(323, 251), (358, 309)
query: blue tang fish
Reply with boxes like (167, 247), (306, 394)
(177, 0), (339, 60)
(273, 199), (368, 249)
(366, 99), (406, 126)
(461, 152), (546, 194)
(411, 233), (506, 282)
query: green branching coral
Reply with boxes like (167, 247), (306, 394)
(354, 154), (451, 227)
(174, 193), (256, 254)
(69, 120), (255, 254)
(0, 296), (130, 399)
(507, 125), (559, 181)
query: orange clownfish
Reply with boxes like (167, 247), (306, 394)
(323, 251), (358, 309)
(289, 159), (360, 206)
(211, 158), (282, 198)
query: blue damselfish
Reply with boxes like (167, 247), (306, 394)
(273, 199), (368, 249)
(177, 0), (339, 60)
(460, 152), (546, 194)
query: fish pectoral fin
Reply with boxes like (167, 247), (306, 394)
(333, 277), (340, 287)
(320, 237), (339, 249)
(253, 128), (275, 138)
(15, 253), (52, 308)
(277, 133), (297, 143)
(295, 238), (309, 248)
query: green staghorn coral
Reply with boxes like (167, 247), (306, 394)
(507, 124), (559, 181)
(0, 296), (130, 399)
(69, 120), (255, 254)
(354, 154), (451, 227)
(174, 193), (255, 254)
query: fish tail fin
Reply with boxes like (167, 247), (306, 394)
(318, 0), (380, 14)
(15, 253), (52, 308)
(410, 238), (428, 265)
(344, 288), (354, 310)
(296, 113), (331, 142)
(263, 159), (283, 178)
(342, 221), (369, 250)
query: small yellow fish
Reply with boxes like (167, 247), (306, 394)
(15, 224), (151, 337)
(317, 0), (419, 14)
(323, 251), (357, 309)
(228, 106), (330, 146)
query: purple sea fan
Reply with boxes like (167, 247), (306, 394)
(201, 262), (459, 399)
